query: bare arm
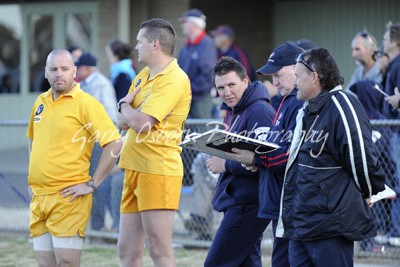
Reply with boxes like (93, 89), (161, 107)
(119, 87), (157, 132)
(28, 140), (33, 198)
(60, 139), (123, 201)
(120, 103), (157, 133)
(117, 86), (157, 132)
(90, 140), (123, 187)
(117, 112), (129, 130)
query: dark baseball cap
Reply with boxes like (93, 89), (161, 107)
(210, 25), (234, 38)
(293, 38), (316, 50)
(75, 52), (97, 67)
(257, 42), (303, 75)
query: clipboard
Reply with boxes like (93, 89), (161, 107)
(373, 84), (389, 97)
(179, 128), (280, 161)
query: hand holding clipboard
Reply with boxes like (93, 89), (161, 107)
(383, 86), (400, 110)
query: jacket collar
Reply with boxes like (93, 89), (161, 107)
(288, 87), (298, 98)
(307, 85), (342, 114)
(186, 31), (206, 46)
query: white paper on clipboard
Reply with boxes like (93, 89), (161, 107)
(370, 184), (396, 203)
(179, 129), (280, 161)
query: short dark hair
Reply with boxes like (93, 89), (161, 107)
(386, 22), (400, 47)
(302, 48), (344, 89)
(109, 40), (132, 60)
(213, 57), (248, 85)
(140, 18), (176, 56)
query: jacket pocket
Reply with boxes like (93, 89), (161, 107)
(318, 181), (333, 211)
(212, 181), (234, 212)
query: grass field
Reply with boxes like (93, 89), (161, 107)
(0, 232), (212, 267)
(0, 232), (273, 267)
(2, 232), (399, 267)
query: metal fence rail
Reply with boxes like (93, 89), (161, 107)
(1, 119), (399, 263)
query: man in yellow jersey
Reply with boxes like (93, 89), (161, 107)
(26, 48), (122, 267)
(116, 18), (191, 267)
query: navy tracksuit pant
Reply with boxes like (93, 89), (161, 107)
(289, 235), (354, 267)
(204, 203), (291, 267)
(204, 203), (269, 267)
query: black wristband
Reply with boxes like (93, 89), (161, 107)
(117, 101), (127, 113)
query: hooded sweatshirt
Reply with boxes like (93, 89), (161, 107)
(212, 81), (275, 212)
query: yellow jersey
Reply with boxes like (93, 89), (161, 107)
(26, 84), (120, 195)
(118, 59), (191, 176)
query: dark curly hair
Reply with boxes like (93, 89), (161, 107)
(302, 48), (344, 89)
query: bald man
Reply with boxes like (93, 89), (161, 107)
(26, 48), (121, 267)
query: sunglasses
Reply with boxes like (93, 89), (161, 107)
(360, 32), (376, 46)
(296, 54), (314, 72)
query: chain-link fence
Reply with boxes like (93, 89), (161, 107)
(1, 119), (400, 263)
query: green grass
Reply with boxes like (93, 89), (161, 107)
(3, 232), (396, 267)
(0, 232), (210, 267)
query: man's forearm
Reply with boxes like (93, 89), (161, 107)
(120, 104), (156, 133)
(117, 112), (129, 130)
(91, 140), (123, 188)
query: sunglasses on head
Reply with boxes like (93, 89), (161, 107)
(360, 32), (376, 46)
(296, 54), (314, 72)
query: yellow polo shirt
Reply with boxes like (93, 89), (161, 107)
(118, 59), (191, 176)
(26, 84), (120, 195)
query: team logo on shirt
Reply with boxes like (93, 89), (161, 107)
(191, 51), (199, 60)
(34, 104), (44, 123)
(35, 104), (44, 115)
(135, 78), (142, 87)
(275, 112), (283, 126)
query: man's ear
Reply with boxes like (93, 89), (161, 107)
(312, 71), (319, 84)
(153, 39), (160, 49)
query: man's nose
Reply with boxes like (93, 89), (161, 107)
(224, 88), (231, 97)
(56, 69), (63, 76)
(351, 50), (358, 58)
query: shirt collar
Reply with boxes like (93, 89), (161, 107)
(186, 31), (206, 46)
(83, 71), (96, 84)
(46, 83), (81, 101)
(148, 58), (178, 82)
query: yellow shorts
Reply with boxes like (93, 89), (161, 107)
(30, 192), (92, 238)
(121, 170), (182, 213)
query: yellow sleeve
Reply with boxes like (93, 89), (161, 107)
(83, 97), (121, 147)
(26, 102), (37, 140)
(141, 75), (188, 122)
